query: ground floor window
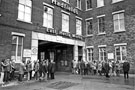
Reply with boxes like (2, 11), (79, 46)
(115, 45), (127, 62)
(87, 48), (94, 61)
(11, 35), (23, 62)
(99, 47), (107, 61)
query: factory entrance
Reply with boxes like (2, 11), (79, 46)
(38, 40), (74, 72)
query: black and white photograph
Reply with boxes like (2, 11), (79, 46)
(0, 0), (134, 90)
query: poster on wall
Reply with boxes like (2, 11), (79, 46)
(23, 49), (31, 57)
(107, 53), (114, 60)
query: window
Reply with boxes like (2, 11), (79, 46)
(97, 0), (104, 7)
(18, 0), (32, 22)
(113, 12), (125, 32)
(43, 6), (53, 28)
(98, 16), (105, 34)
(115, 45), (127, 62)
(86, 19), (93, 35)
(112, 0), (123, 3)
(86, 0), (92, 10)
(11, 36), (23, 63)
(87, 48), (94, 61)
(77, 0), (81, 9)
(62, 13), (69, 32)
(99, 47), (107, 61)
(76, 19), (82, 35)
(62, 0), (69, 3)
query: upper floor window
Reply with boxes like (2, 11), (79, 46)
(115, 45), (126, 62)
(112, 0), (123, 3)
(86, 19), (93, 35)
(97, 0), (104, 7)
(113, 12), (125, 32)
(62, 13), (69, 32)
(18, 0), (32, 22)
(87, 48), (94, 61)
(43, 6), (53, 28)
(11, 35), (24, 63)
(99, 47), (107, 61)
(86, 0), (92, 10)
(98, 15), (105, 34)
(62, 0), (69, 3)
(76, 0), (81, 9)
(76, 18), (82, 35)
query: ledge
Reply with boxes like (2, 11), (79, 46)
(17, 19), (32, 24)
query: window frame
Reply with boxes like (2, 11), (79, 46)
(76, 0), (81, 10)
(113, 11), (125, 33)
(43, 5), (54, 28)
(86, 46), (94, 62)
(97, 0), (104, 8)
(86, 18), (93, 36)
(114, 43), (127, 62)
(62, 12), (70, 33)
(76, 17), (82, 35)
(112, 0), (124, 3)
(11, 36), (24, 63)
(17, 0), (32, 23)
(97, 15), (106, 34)
(86, 0), (92, 11)
(98, 45), (107, 61)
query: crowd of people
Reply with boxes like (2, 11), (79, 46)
(72, 59), (130, 79)
(0, 58), (130, 86)
(0, 59), (55, 86)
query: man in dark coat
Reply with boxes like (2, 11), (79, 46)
(50, 60), (55, 79)
(104, 61), (110, 78)
(123, 60), (130, 79)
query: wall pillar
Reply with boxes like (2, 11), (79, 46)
(74, 45), (78, 61)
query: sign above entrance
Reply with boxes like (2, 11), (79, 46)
(46, 28), (83, 40)
(51, 0), (78, 14)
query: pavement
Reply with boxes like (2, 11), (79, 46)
(0, 72), (134, 90)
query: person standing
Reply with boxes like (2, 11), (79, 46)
(50, 60), (55, 79)
(34, 60), (39, 80)
(0, 59), (6, 85)
(123, 60), (130, 79)
(104, 61), (110, 78)
(18, 62), (25, 82)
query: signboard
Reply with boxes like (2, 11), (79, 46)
(108, 53), (114, 59)
(23, 49), (31, 57)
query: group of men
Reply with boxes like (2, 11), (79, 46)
(0, 58), (56, 85)
(72, 59), (130, 79)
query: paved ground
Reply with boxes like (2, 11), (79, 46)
(0, 72), (134, 90)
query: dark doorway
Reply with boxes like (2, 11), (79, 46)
(38, 40), (73, 72)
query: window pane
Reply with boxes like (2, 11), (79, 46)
(17, 45), (22, 56)
(48, 8), (53, 14)
(114, 20), (119, 31)
(19, 4), (25, 12)
(24, 13), (31, 22)
(12, 36), (17, 44)
(119, 13), (124, 19)
(113, 14), (118, 20)
(62, 14), (69, 32)
(18, 37), (23, 45)
(19, 0), (25, 4)
(97, 0), (104, 7)
(120, 19), (125, 30)
(25, 6), (31, 14)
(26, 0), (32, 7)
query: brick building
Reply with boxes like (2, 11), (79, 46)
(84, 0), (135, 72)
(0, 0), (135, 72)
(0, 0), (85, 72)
